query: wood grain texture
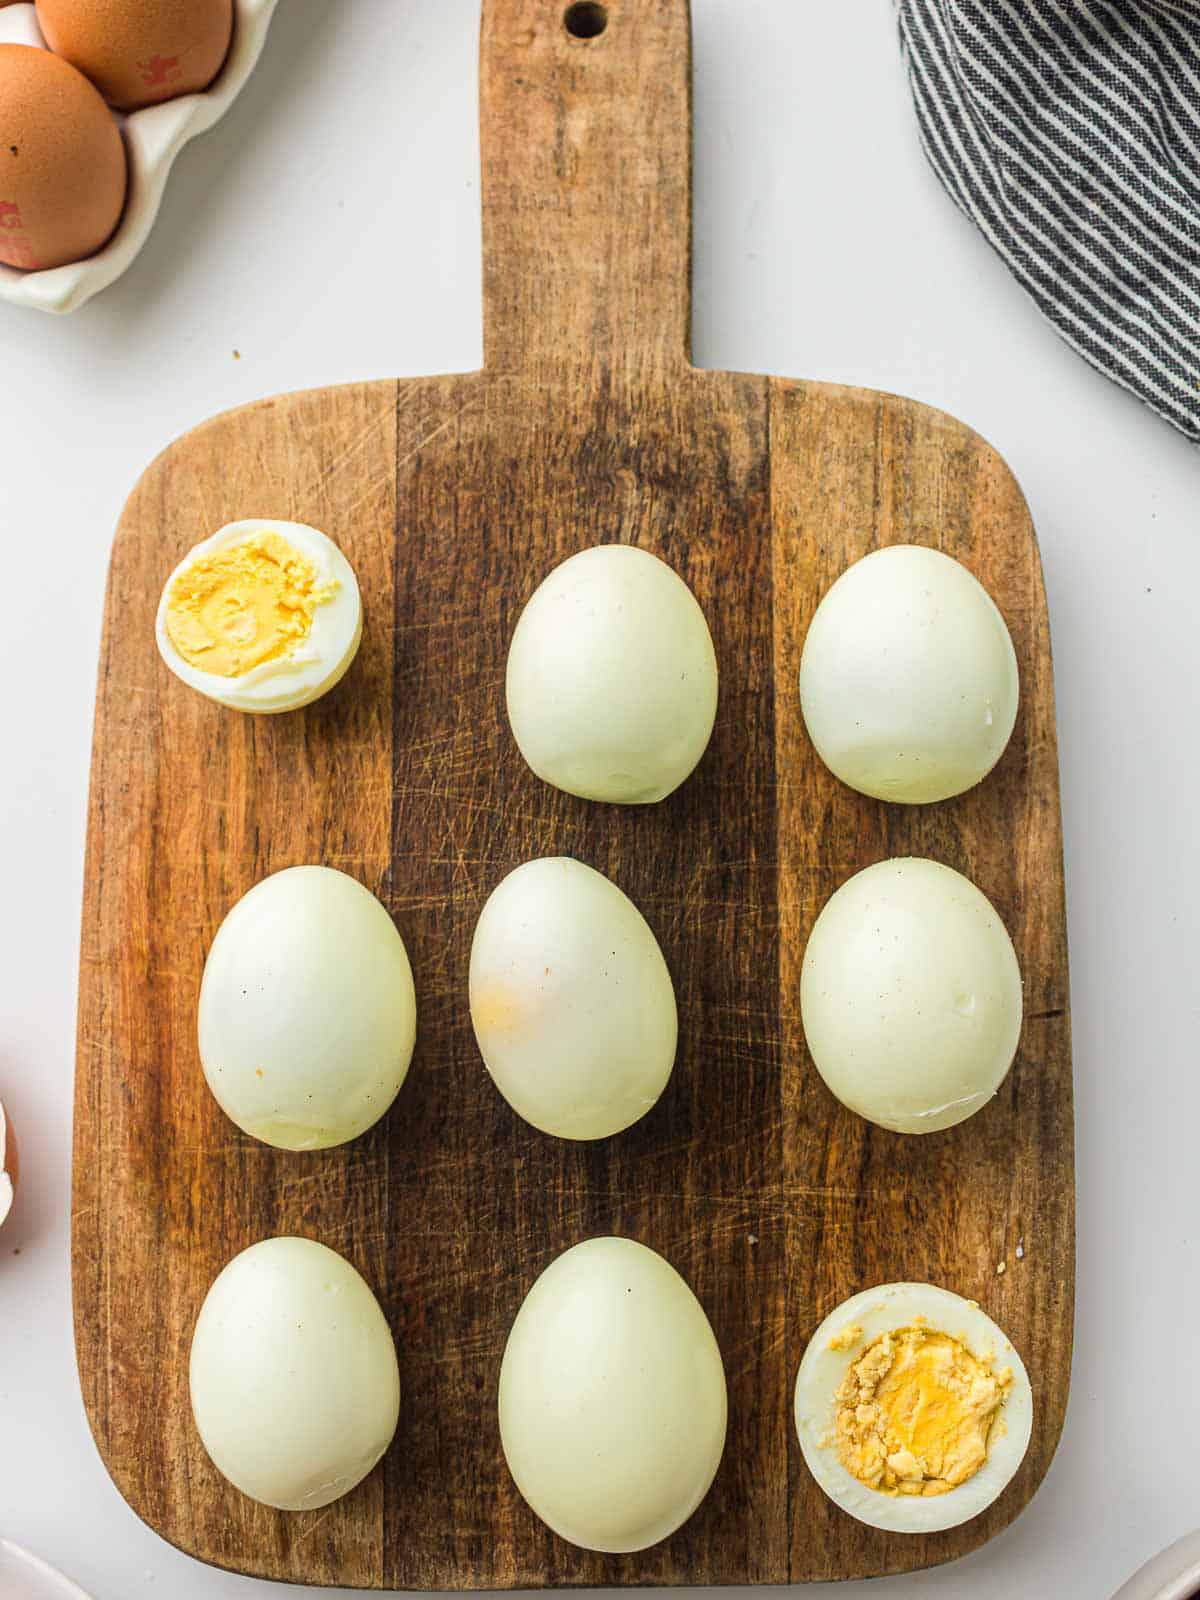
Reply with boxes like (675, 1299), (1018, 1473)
(73, 0), (1073, 1588)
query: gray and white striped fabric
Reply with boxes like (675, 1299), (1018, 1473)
(896, 1), (1200, 443)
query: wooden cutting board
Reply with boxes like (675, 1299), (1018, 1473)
(72, 0), (1074, 1587)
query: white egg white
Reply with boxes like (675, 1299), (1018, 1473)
(794, 1282), (1033, 1534)
(199, 866), (416, 1151)
(505, 543), (719, 804)
(800, 857), (1022, 1133)
(189, 1237), (400, 1511)
(799, 544), (1019, 804)
(469, 856), (677, 1140)
(499, 1237), (727, 1553)
(155, 519), (363, 713)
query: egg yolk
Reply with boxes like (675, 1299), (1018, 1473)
(834, 1325), (1010, 1497)
(165, 533), (332, 678)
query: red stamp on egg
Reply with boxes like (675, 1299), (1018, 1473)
(139, 53), (182, 88)
(0, 201), (37, 268)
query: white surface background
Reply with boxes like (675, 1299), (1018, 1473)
(1, 2), (1197, 1597)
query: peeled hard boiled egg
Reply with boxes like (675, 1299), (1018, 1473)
(794, 1282), (1032, 1533)
(36, 0), (234, 110)
(799, 545), (1019, 804)
(190, 1237), (400, 1511)
(499, 1237), (727, 1553)
(800, 857), (1022, 1133)
(156, 520), (363, 714)
(506, 544), (718, 804)
(199, 866), (416, 1151)
(0, 44), (127, 271)
(469, 857), (677, 1140)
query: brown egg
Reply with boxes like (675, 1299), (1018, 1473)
(36, 0), (234, 111)
(0, 45), (127, 271)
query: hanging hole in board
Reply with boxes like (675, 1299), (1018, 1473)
(564, 3), (608, 39)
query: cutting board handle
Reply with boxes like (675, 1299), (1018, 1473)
(480, 0), (693, 379)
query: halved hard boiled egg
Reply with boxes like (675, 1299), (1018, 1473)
(506, 544), (719, 804)
(190, 1236), (400, 1511)
(799, 545), (1019, 804)
(469, 857), (677, 1140)
(800, 857), (1022, 1133)
(199, 866), (416, 1151)
(794, 1282), (1032, 1533)
(156, 520), (362, 713)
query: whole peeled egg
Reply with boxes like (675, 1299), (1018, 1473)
(199, 867), (417, 1151)
(506, 544), (719, 804)
(499, 1238), (727, 1553)
(469, 857), (677, 1140)
(799, 544), (1019, 804)
(0, 45), (126, 271)
(801, 857), (1022, 1133)
(190, 1237), (401, 1510)
(36, 0), (234, 110)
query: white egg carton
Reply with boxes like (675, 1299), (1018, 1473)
(0, 0), (277, 314)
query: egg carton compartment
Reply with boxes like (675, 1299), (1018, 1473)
(0, 0), (277, 314)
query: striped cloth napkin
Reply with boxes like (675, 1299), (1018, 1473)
(896, 1), (1200, 443)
